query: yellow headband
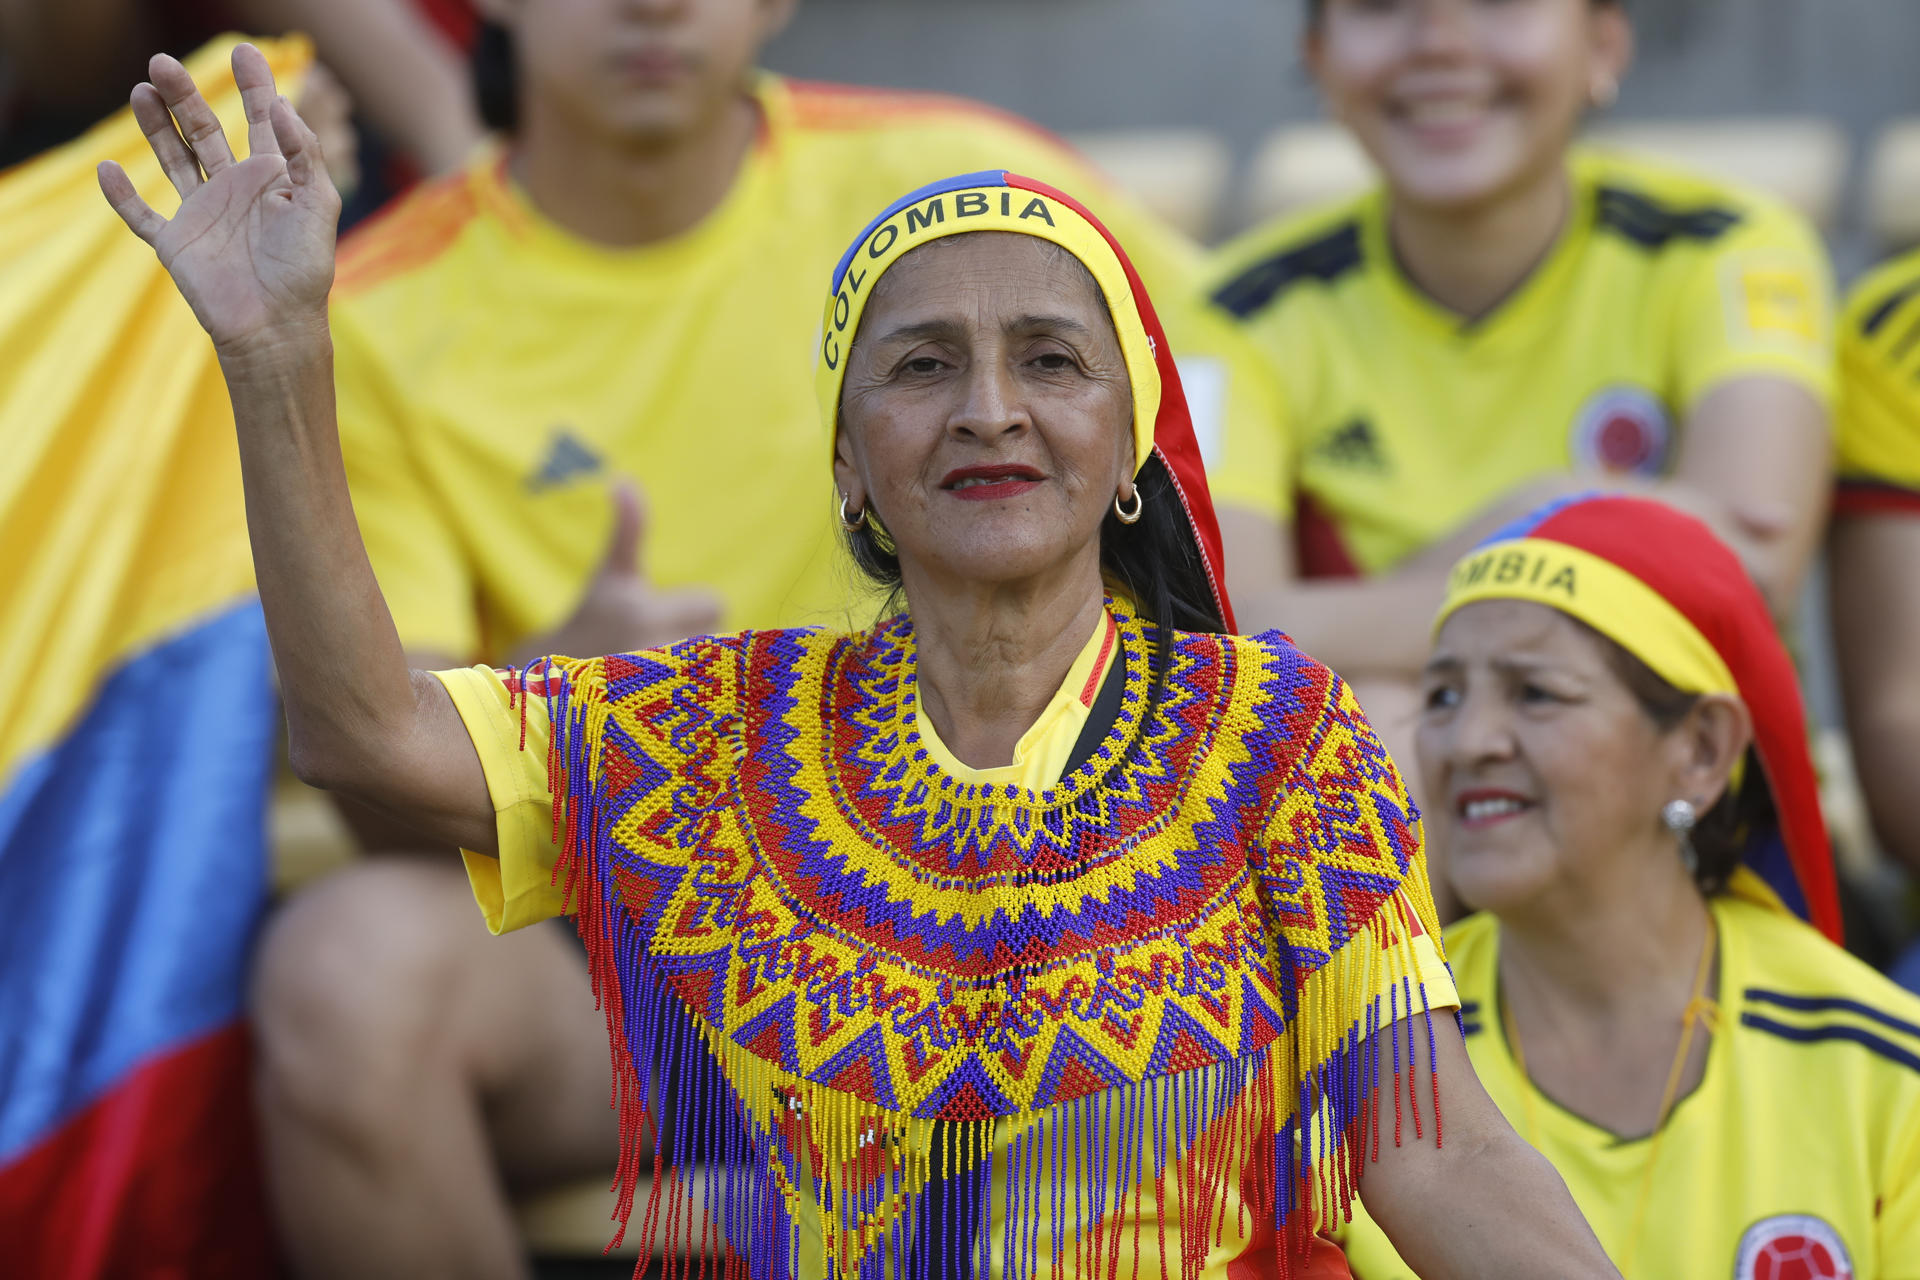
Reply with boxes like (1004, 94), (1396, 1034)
(815, 173), (1160, 477)
(1435, 538), (1737, 697)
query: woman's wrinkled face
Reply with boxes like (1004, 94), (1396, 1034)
(1416, 600), (1684, 912)
(835, 233), (1134, 593)
(1308, 0), (1630, 212)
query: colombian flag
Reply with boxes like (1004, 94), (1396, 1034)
(0, 37), (311, 1276)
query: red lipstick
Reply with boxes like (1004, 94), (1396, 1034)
(940, 464), (1044, 502)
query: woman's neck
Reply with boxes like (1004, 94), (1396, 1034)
(1498, 846), (1711, 1025)
(905, 563), (1108, 771)
(1494, 841), (1716, 1137)
(509, 94), (759, 248)
(1387, 161), (1573, 321)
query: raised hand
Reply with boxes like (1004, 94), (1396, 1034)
(520, 483), (726, 664)
(97, 44), (340, 358)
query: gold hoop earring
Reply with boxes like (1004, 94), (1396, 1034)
(1114, 489), (1144, 525)
(839, 493), (868, 532)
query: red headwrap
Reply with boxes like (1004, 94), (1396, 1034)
(1436, 493), (1841, 943)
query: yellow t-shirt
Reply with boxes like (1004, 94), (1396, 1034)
(434, 622), (1458, 1277)
(1836, 249), (1920, 516)
(332, 75), (1274, 661)
(915, 607), (1120, 789)
(1335, 892), (1920, 1279)
(1207, 148), (1835, 575)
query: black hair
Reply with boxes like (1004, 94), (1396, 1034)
(1578, 622), (1775, 897)
(473, 19), (518, 133)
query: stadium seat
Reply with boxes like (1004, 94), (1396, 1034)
(1066, 129), (1234, 242)
(1865, 119), (1920, 249)
(1239, 124), (1376, 227)
(1586, 117), (1850, 230)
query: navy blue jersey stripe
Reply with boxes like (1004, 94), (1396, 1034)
(1593, 185), (1741, 250)
(1211, 223), (1363, 319)
(1740, 1012), (1920, 1075)
(1744, 987), (1920, 1041)
(1862, 276), (1920, 337)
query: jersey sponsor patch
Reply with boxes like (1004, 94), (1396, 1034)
(1734, 1214), (1854, 1280)
(1570, 386), (1670, 475)
(1730, 255), (1821, 344)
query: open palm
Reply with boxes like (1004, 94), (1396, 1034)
(98, 45), (340, 356)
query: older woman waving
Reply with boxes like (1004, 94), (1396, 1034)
(100, 46), (1614, 1280)
(1339, 494), (1920, 1279)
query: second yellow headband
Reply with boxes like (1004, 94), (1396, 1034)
(1436, 537), (1737, 698)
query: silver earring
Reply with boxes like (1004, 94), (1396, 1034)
(1662, 799), (1699, 875)
(1114, 489), (1144, 525)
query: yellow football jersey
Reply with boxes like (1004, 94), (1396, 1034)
(1207, 149), (1834, 576)
(1335, 892), (1920, 1279)
(1836, 249), (1920, 516)
(332, 76), (1270, 662)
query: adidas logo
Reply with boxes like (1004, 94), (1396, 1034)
(1313, 417), (1387, 471)
(525, 428), (604, 492)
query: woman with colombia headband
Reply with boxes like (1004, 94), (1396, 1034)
(99, 47), (1618, 1278)
(1337, 495), (1920, 1279)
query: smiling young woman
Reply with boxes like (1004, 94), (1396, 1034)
(101, 51), (1621, 1279)
(1207, 0), (1834, 904)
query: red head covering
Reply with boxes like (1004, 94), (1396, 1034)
(1437, 493), (1841, 943)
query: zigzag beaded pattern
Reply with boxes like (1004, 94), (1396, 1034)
(581, 600), (1430, 1127)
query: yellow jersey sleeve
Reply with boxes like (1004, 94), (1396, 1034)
(1670, 195), (1835, 412)
(1836, 252), (1920, 506)
(334, 305), (481, 661)
(1375, 890), (1457, 1016)
(432, 663), (570, 934)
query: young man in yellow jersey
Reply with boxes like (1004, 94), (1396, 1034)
(1832, 253), (1920, 981)
(247, 1), (1268, 1273)
(1205, 0), (1833, 905)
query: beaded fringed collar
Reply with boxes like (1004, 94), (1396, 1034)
(514, 598), (1448, 1278)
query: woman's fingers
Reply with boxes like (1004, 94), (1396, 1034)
(96, 161), (167, 246)
(272, 96), (321, 193)
(148, 53), (237, 177)
(232, 43), (283, 161)
(130, 83), (203, 199)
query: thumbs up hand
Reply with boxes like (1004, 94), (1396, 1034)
(515, 482), (724, 664)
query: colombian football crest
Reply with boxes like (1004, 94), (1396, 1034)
(1570, 385), (1671, 475)
(1734, 1214), (1854, 1280)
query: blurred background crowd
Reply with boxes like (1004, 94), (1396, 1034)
(4, 1), (1920, 1277)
